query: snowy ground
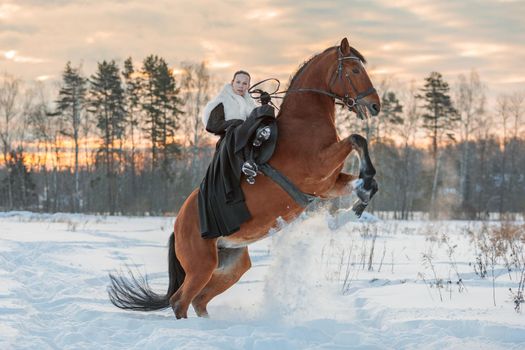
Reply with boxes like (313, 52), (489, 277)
(1, 211), (524, 349)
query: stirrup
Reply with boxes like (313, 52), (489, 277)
(253, 126), (271, 147)
(242, 160), (258, 184)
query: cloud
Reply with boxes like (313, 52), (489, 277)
(0, 0), (522, 99)
(36, 74), (54, 81)
(0, 3), (20, 20)
(402, 54), (445, 64)
(498, 75), (525, 84)
(453, 42), (509, 57)
(246, 8), (283, 21)
(1, 50), (46, 63)
(375, 0), (468, 28)
(85, 31), (114, 45)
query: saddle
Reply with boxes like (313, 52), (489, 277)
(236, 104), (278, 184)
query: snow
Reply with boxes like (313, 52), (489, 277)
(1, 211), (524, 349)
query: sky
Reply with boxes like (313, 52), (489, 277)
(1, 0), (524, 98)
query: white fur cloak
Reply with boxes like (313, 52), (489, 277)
(202, 84), (256, 128)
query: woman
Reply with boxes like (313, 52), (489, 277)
(199, 70), (275, 239)
(202, 70), (257, 136)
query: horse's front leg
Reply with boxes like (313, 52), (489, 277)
(319, 134), (379, 215)
(320, 172), (360, 199)
(317, 136), (364, 199)
(318, 134), (374, 179)
(318, 137), (355, 171)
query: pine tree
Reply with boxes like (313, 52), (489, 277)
(141, 56), (162, 170)
(379, 91), (403, 141)
(1, 148), (37, 209)
(418, 72), (458, 165)
(417, 72), (458, 217)
(122, 57), (141, 195)
(88, 60), (126, 214)
(141, 55), (183, 173)
(55, 62), (87, 212)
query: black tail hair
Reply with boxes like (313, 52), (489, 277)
(108, 232), (186, 311)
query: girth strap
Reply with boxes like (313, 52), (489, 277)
(258, 163), (316, 208)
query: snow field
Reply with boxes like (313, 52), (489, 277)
(0, 211), (524, 349)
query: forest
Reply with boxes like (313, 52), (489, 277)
(1, 57), (523, 219)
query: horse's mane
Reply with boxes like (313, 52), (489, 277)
(286, 46), (336, 90)
(286, 45), (367, 91)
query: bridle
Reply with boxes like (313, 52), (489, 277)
(329, 47), (377, 111)
(250, 46), (377, 118)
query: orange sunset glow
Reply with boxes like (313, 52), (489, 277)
(0, 0), (523, 97)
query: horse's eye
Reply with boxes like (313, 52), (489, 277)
(352, 68), (360, 74)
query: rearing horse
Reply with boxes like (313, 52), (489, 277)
(109, 38), (380, 318)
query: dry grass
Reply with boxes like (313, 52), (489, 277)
(467, 221), (525, 309)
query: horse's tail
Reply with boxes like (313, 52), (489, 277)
(108, 232), (186, 311)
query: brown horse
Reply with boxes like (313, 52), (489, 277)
(109, 37), (380, 319)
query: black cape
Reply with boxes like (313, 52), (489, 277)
(198, 105), (277, 239)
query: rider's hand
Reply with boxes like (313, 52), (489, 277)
(260, 92), (271, 105)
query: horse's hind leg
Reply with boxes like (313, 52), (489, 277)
(169, 205), (218, 319)
(169, 239), (217, 319)
(192, 247), (251, 317)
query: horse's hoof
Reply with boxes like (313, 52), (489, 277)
(352, 200), (367, 218)
(172, 302), (188, 319)
(193, 305), (209, 318)
(197, 310), (210, 318)
(192, 297), (210, 318)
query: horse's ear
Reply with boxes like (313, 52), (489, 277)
(340, 38), (351, 55)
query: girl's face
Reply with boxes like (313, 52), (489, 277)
(231, 73), (250, 96)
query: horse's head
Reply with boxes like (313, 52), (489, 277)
(326, 38), (380, 119)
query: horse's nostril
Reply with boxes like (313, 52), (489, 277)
(371, 103), (380, 115)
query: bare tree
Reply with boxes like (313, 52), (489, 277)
(397, 81), (421, 219)
(509, 92), (524, 140)
(454, 70), (486, 216)
(179, 61), (212, 186)
(496, 94), (512, 214)
(26, 82), (56, 210)
(0, 73), (22, 209)
(507, 92), (524, 213)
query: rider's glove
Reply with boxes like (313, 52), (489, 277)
(260, 92), (271, 105)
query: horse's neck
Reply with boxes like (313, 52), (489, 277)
(278, 63), (338, 151)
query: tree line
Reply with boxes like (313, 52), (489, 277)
(0, 60), (524, 218)
(337, 71), (524, 219)
(0, 56), (214, 214)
